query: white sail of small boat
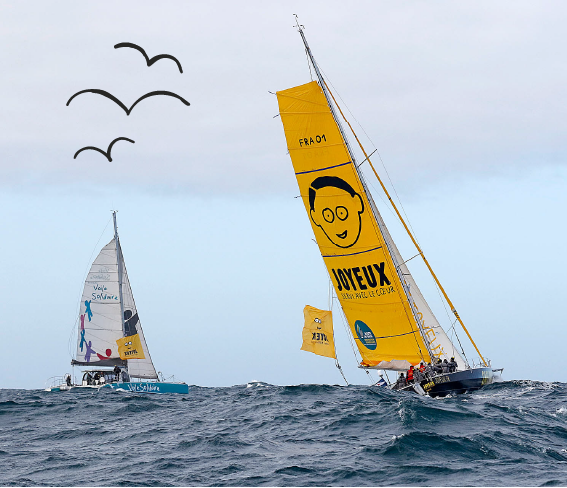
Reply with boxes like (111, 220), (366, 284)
(72, 239), (157, 379)
(276, 20), (501, 396)
(47, 212), (188, 394)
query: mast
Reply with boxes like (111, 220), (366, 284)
(296, 21), (487, 367)
(113, 211), (127, 338)
(296, 22), (435, 362)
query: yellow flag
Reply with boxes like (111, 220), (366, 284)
(116, 333), (145, 360)
(278, 81), (431, 367)
(301, 305), (336, 359)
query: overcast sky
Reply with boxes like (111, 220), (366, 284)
(1, 1), (566, 389)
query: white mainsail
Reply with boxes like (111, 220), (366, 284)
(74, 236), (158, 379)
(74, 239), (125, 367)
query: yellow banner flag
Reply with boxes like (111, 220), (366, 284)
(301, 305), (336, 359)
(116, 333), (145, 360)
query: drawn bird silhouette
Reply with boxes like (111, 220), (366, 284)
(114, 42), (183, 73)
(74, 137), (135, 162)
(66, 89), (190, 115)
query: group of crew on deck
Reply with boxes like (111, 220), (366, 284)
(81, 366), (130, 386)
(393, 357), (458, 390)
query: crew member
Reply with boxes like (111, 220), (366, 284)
(414, 366), (423, 383)
(449, 357), (458, 373)
(113, 365), (121, 382)
(407, 366), (414, 383)
(434, 359), (443, 374)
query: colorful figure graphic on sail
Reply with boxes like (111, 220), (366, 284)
(96, 348), (112, 361)
(309, 176), (364, 248)
(79, 314), (87, 352)
(84, 340), (96, 362)
(123, 310), (139, 336)
(84, 300), (93, 321)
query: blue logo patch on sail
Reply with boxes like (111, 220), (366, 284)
(354, 320), (377, 350)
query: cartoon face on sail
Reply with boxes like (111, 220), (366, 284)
(309, 176), (364, 248)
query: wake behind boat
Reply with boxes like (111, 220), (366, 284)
(278, 20), (501, 397)
(47, 212), (188, 394)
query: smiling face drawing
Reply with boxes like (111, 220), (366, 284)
(309, 176), (364, 248)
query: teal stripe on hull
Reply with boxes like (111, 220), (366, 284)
(102, 382), (189, 394)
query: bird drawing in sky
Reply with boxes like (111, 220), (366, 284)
(74, 137), (135, 162)
(66, 89), (190, 115)
(114, 42), (183, 73)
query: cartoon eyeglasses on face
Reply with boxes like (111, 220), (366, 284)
(322, 206), (349, 224)
(309, 176), (364, 248)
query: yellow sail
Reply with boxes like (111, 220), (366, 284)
(277, 81), (431, 368)
(301, 305), (336, 359)
(116, 333), (145, 360)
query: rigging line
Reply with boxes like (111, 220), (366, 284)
(335, 359), (349, 386)
(364, 176), (401, 221)
(328, 279), (348, 386)
(305, 47), (313, 82)
(319, 67), (423, 249)
(356, 149), (378, 168)
(448, 318), (468, 364)
(431, 273), (469, 365)
(396, 252), (422, 269)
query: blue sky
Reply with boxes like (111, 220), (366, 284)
(1, 1), (566, 388)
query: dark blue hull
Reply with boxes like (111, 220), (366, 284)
(397, 367), (494, 397)
(420, 367), (494, 397)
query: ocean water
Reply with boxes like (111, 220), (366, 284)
(1, 381), (567, 486)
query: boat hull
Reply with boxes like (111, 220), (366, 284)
(419, 367), (494, 397)
(102, 382), (189, 394)
(46, 382), (189, 394)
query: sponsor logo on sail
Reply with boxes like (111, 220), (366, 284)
(354, 320), (377, 350)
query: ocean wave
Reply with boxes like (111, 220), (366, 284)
(2, 382), (567, 486)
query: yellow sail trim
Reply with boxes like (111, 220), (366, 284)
(277, 81), (431, 367)
(301, 305), (336, 359)
(116, 333), (145, 360)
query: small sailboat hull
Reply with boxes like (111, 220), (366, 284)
(419, 367), (494, 397)
(46, 382), (189, 394)
(102, 382), (189, 394)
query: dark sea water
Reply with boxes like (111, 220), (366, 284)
(2, 381), (567, 486)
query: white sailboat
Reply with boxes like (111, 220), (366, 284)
(47, 212), (188, 394)
(277, 21), (502, 396)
